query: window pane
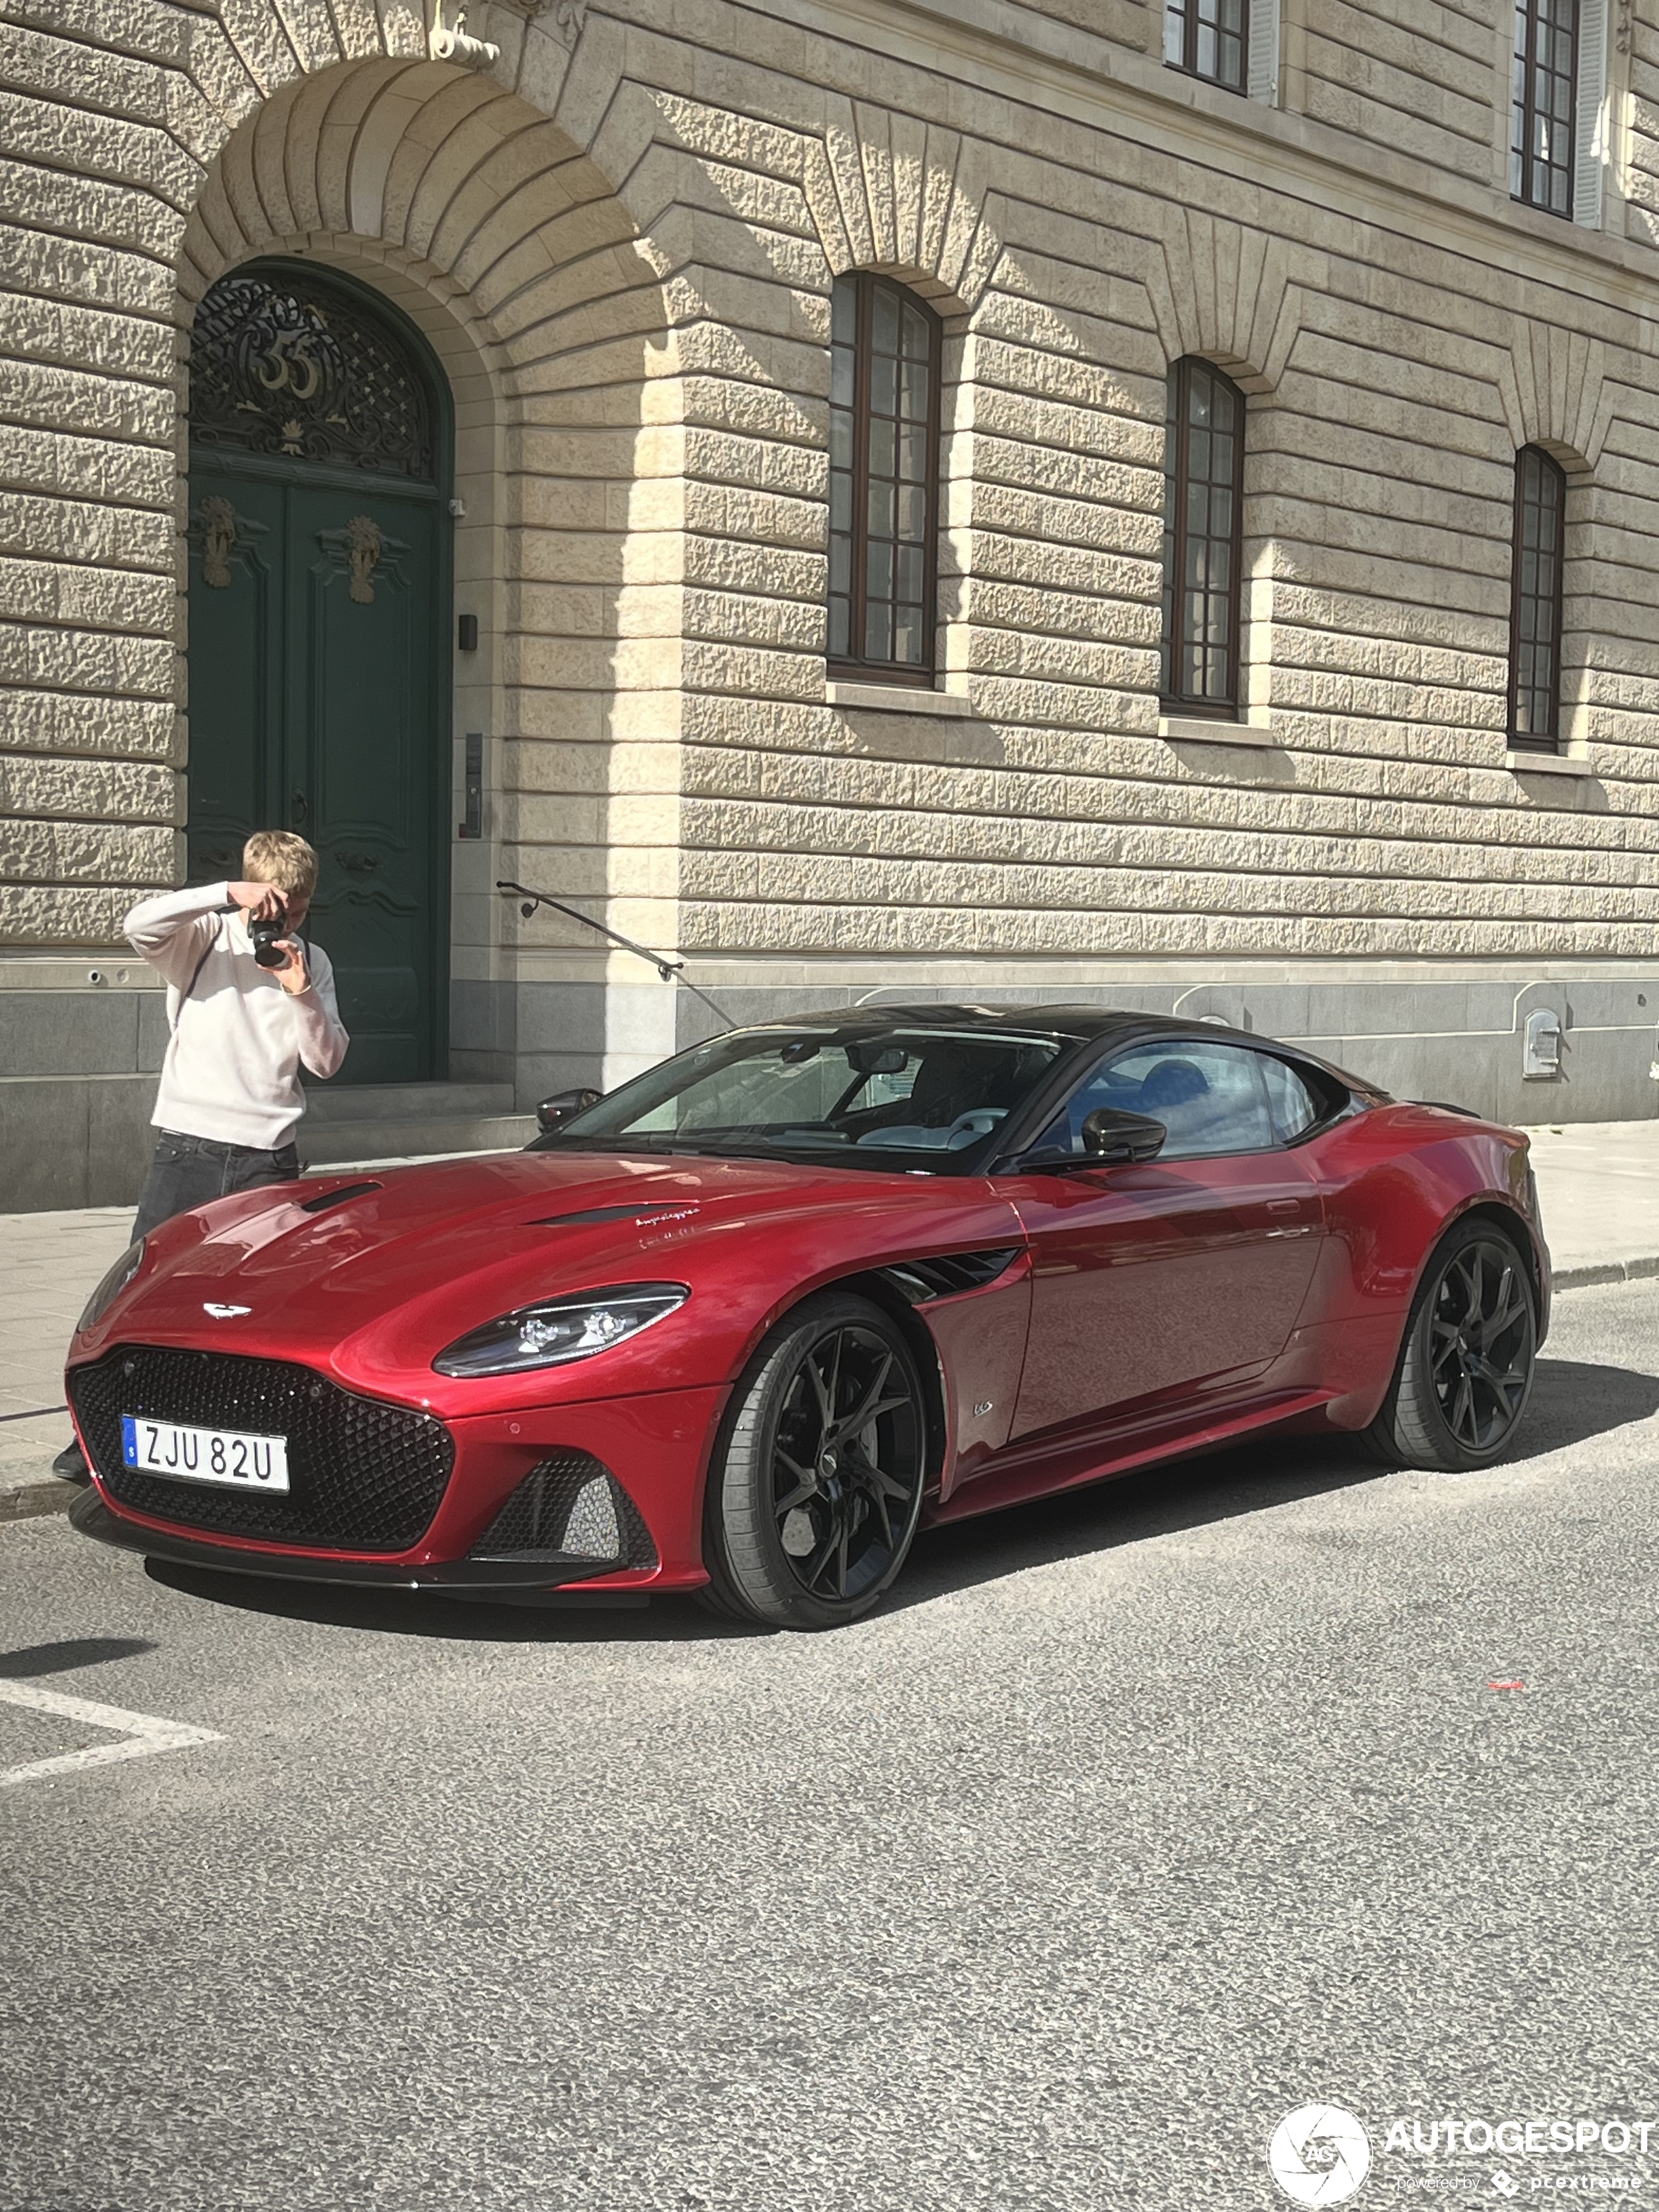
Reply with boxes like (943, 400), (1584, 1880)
(1035, 1041), (1277, 1160)
(1511, 0), (1577, 215)
(830, 274), (938, 675)
(1509, 445), (1566, 747)
(1260, 1057), (1321, 1142)
(1162, 357), (1245, 712)
(1165, 0), (1247, 87)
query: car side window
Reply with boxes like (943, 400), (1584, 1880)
(1259, 1055), (1322, 1143)
(1034, 1039), (1278, 1161)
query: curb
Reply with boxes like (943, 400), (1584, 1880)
(0, 1477), (84, 1525)
(1553, 1255), (1659, 1290)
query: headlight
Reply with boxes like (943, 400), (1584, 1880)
(78, 1240), (146, 1334)
(432, 1282), (688, 1377)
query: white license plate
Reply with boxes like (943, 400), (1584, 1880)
(120, 1414), (290, 1493)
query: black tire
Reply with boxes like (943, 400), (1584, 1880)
(701, 1291), (929, 1630)
(1366, 1217), (1538, 1471)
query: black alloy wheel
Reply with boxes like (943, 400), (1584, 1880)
(1366, 1220), (1538, 1471)
(702, 1291), (929, 1629)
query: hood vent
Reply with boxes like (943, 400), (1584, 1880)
(881, 1247), (1021, 1304)
(298, 1180), (383, 1215)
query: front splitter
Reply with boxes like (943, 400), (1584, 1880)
(69, 1488), (650, 1597)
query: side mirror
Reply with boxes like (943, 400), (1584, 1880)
(1080, 1108), (1167, 1163)
(536, 1086), (601, 1135)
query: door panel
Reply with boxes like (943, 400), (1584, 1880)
(290, 489), (435, 1085)
(1006, 1151), (1325, 1440)
(185, 472), (282, 884)
(184, 464), (444, 1087)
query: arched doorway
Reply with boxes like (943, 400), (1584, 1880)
(185, 259), (452, 1086)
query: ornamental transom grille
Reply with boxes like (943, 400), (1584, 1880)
(189, 267), (434, 479)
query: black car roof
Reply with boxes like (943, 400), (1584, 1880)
(749, 1002), (1245, 1046)
(743, 1002), (1385, 1100)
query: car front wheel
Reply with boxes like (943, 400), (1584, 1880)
(1366, 1218), (1538, 1471)
(701, 1292), (929, 1630)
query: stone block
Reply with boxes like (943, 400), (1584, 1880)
(0, 987), (141, 1076)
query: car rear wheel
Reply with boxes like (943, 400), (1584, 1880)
(1366, 1218), (1538, 1471)
(701, 1292), (929, 1630)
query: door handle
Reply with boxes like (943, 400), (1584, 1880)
(291, 790), (308, 825)
(338, 852), (379, 874)
(1266, 1198), (1302, 1214)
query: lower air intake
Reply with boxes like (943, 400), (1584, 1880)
(467, 1452), (657, 1575)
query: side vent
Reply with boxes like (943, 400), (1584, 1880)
(298, 1180), (382, 1215)
(468, 1452), (657, 1573)
(880, 1247), (1020, 1304)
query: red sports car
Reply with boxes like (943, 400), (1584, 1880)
(67, 1005), (1549, 1630)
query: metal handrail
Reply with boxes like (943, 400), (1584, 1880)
(496, 880), (732, 1030)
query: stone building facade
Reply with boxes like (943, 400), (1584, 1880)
(4, 0), (1659, 1208)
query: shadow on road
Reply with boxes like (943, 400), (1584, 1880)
(0, 1635), (158, 1678)
(136, 1351), (1659, 1645)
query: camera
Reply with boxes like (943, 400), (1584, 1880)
(250, 898), (289, 969)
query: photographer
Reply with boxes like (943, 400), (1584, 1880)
(54, 830), (349, 1481)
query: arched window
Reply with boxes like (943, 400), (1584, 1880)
(1161, 357), (1246, 716)
(828, 273), (941, 682)
(1509, 445), (1567, 752)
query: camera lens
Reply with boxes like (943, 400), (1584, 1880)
(251, 901), (288, 969)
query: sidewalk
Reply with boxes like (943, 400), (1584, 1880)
(4, 1121), (1656, 1526)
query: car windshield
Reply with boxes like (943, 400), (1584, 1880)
(541, 1024), (1067, 1171)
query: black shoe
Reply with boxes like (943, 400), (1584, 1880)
(52, 1439), (91, 1485)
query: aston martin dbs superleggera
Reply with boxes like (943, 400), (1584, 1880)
(67, 1004), (1549, 1629)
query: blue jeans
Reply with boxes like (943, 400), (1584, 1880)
(132, 1129), (302, 1242)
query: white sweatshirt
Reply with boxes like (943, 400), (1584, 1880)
(125, 882), (350, 1149)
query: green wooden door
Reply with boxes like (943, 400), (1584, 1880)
(184, 263), (450, 1087)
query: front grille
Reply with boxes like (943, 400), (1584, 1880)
(468, 1452), (657, 1573)
(70, 1345), (454, 1551)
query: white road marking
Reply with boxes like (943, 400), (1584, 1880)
(0, 1680), (222, 1787)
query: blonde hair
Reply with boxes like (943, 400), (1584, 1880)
(242, 830), (318, 901)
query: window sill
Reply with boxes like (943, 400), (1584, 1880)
(1506, 750), (1597, 777)
(826, 680), (970, 717)
(1159, 714), (1280, 748)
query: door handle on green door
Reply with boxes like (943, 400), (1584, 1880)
(338, 853), (379, 873)
(291, 792), (308, 825)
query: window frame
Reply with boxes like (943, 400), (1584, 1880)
(1163, 0), (1251, 93)
(1507, 444), (1568, 755)
(1511, 0), (1579, 219)
(826, 271), (944, 688)
(1161, 357), (1248, 720)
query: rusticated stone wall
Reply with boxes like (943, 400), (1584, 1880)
(5, 0), (1659, 1204)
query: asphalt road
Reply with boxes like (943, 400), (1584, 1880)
(3, 1279), (1657, 2212)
